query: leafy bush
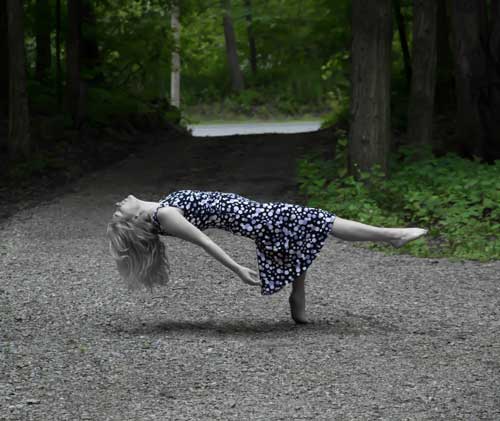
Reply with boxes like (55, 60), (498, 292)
(297, 138), (500, 261)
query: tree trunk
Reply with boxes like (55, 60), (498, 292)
(170, 0), (181, 108)
(244, 0), (257, 76)
(450, 0), (500, 160)
(35, 0), (51, 81)
(349, 0), (392, 178)
(0, 1), (8, 119)
(81, 0), (100, 80)
(393, 0), (412, 88)
(492, 0), (499, 26)
(66, 0), (84, 128)
(491, 0), (500, 58)
(7, 0), (31, 160)
(434, 0), (454, 114)
(222, 0), (245, 93)
(483, 0), (500, 161)
(55, 0), (62, 109)
(407, 0), (438, 151)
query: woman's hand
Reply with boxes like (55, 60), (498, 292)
(236, 265), (261, 287)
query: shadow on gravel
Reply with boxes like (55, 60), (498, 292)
(111, 313), (400, 338)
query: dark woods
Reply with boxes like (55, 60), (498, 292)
(351, 0), (500, 177)
(1, 0), (500, 174)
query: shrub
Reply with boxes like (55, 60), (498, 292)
(297, 139), (500, 261)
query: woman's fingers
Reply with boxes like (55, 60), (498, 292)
(238, 266), (260, 286)
(246, 276), (260, 286)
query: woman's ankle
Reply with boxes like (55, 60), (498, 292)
(289, 293), (308, 324)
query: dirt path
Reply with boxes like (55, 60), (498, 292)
(1, 131), (499, 420)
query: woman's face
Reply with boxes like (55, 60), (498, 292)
(113, 195), (140, 220)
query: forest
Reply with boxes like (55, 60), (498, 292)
(1, 0), (499, 260)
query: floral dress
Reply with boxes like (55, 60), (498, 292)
(152, 190), (336, 295)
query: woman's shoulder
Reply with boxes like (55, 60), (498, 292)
(153, 204), (185, 236)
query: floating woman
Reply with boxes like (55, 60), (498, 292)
(107, 189), (427, 324)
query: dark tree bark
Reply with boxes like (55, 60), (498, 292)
(407, 0), (438, 150)
(222, 0), (245, 92)
(492, 0), (499, 26)
(393, 0), (412, 88)
(434, 0), (455, 114)
(7, 0), (31, 160)
(491, 0), (500, 58)
(81, 0), (100, 76)
(0, 1), (8, 119)
(349, 0), (393, 177)
(244, 0), (257, 76)
(484, 0), (500, 161)
(66, 0), (84, 128)
(55, 0), (62, 109)
(35, 0), (51, 81)
(451, 0), (500, 161)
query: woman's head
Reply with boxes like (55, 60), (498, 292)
(107, 195), (170, 290)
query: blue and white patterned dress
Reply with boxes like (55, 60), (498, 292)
(152, 190), (336, 295)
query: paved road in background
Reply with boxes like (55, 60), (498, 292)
(189, 121), (321, 137)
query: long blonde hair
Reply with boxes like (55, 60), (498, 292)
(106, 212), (170, 290)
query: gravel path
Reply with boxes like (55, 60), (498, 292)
(1, 131), (499, 420)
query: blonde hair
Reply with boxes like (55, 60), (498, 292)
(106, 212), (170, 290)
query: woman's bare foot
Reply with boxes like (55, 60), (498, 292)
(289, 294), (308, 324)
(388, 228), (428, 248)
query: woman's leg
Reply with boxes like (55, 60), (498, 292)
(330, 216), (428, 247)
(289, 272), (308, 324)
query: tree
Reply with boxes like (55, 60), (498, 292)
(7, 0), (31, 159)
(434, 0), (454, 114)
(349, 0), (392, 177)
(66, 0), (84, 127)
(171, 0), (181, 108)
(451, 0), (500, 161)
(35, 0), (51, 82)
(0, 1), (8, 119)
(222, 0), (244, 92)
(483, 1), (500, 161)
(81, 0), (100, 75)
(407, 0), (438, 150)
(55, 0), (62, 109)
(393, 0), (412, 88)
(244, 0), (257, 76)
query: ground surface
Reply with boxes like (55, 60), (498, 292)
(1, 130), (499, 420)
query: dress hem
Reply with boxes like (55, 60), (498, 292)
(259, 213), (336, 296)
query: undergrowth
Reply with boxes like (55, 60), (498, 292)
(297, 131), (500, 261)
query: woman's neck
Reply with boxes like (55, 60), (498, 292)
(138, 200), (161, 219)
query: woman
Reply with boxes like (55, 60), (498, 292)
(107, 189), (427, 324)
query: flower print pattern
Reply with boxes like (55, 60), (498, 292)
(152, 190), (336, 295)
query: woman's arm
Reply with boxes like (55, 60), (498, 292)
(159, 208), (259, 285)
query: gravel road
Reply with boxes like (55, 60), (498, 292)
(1, 130), (499, 420)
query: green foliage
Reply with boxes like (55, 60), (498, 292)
(20, 0), (360, 122)
(297, 139), (500, 261)
(182, 0), (351, 118)
(96, 0), (171, 96)
(320, 52), (350, 128)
